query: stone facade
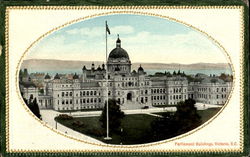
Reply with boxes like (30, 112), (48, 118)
(19, 37), (232, 111)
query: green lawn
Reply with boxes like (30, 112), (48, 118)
(153, 107), (221, 124)
(56, 108), (221, 144)
(56, 114), (158, 145)
(197, 107), (221, 123)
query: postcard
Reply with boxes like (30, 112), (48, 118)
(1, 5), (248, 156)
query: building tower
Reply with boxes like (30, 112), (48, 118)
(107, 35), (131, 75)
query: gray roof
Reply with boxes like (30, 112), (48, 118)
(81, 82), (100, 87)
(108, 47), (129, 60)
(19, 81), (37, 88)
(201, 77), (225, 84)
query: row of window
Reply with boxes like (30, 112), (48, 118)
(60, 90), (100, 97)
(60, 98), (102, 105)
(151, 88), (166, 94)
(58, 105), (100, 110)
(196, 94), (228, 99)
(109, 81), (150, 87)
(196, 87), (228, 92)
(152, 95), (166, 100)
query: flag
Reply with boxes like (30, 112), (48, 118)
(106, 21), (110, 35)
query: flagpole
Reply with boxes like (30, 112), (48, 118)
(104, 21), (111, 140)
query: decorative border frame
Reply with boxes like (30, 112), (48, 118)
(0, 2), (248, 157)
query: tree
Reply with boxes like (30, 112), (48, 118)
(173, 71), (176, 75)
(150, 98), (201, 141)
(99, 99), (125, 133)
(177, 70), (181, 75)
(174, 99), (201, 134)
(26, 95), (41, 119)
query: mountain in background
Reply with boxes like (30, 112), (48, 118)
(21, 59), (231, 71)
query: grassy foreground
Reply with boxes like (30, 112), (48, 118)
(153, 107), (221, 123)
(56, 114), (157, 145)
(56, 108), (221, 144)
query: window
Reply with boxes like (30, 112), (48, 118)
(62, 92), (64, 97)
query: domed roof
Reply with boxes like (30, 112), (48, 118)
(73, 73), (79, 79)
(138, 65), (144, 71)
(108, 35), (130, 60)
(54, 73), (60, 79)
(44, 73), (51, 79)
(108, 47), (129, 59)
(97, 66), (102, 71)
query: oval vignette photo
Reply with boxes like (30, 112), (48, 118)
(18, 14), (233, 145)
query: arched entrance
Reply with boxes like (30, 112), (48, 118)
(127, 92), (132, 101)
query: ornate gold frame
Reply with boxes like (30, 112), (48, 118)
(5, 6), (244, 153)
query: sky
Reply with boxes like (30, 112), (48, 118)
(26, 14), (229, 64)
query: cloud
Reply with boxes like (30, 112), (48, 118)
(27, 28), (228, 64)
(112, 31), (227, 64)
(65, 25), (134, 38)
(110, 25), (134, 35)
(66, 27), (103, 37)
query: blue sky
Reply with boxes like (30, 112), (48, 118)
(27, 14), (229, 64)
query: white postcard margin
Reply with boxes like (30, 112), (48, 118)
(7, 7), (243, 152)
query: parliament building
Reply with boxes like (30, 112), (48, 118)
(19, 36), (232, 111)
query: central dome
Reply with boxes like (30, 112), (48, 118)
(107, 35), (131, 75)
(108, 35), (130, 60)
(108, 47), (129, 59)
